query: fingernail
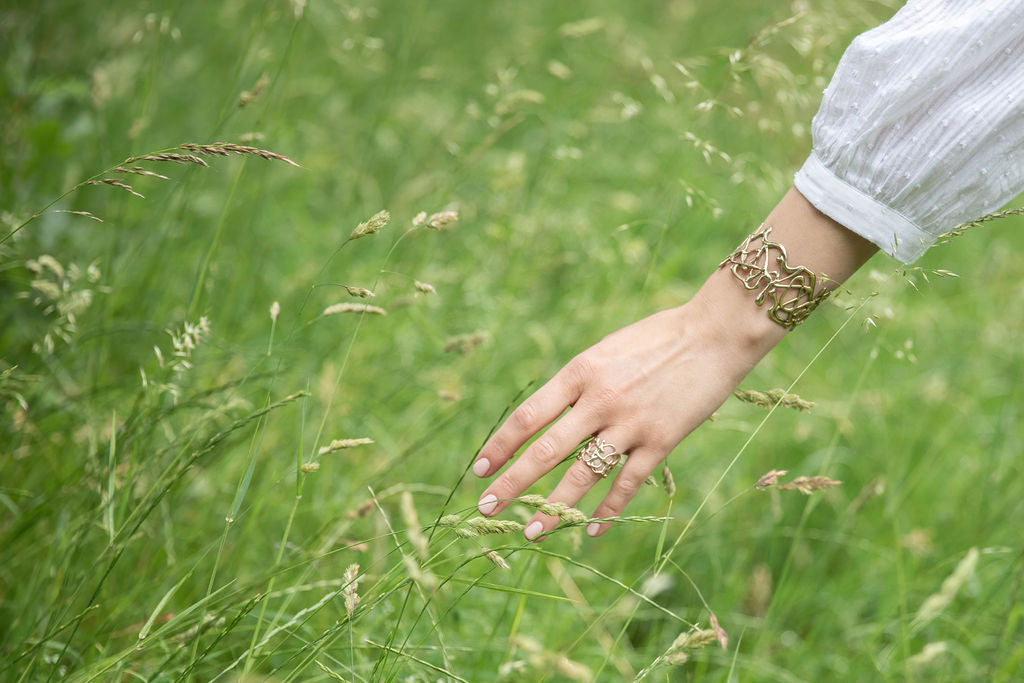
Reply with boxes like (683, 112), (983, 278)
(478, 493), (497, 515)
(472, 458), (490, 477)
(586, 523), (601, 537)
(524, 521), (543, 541)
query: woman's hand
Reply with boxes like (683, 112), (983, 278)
(472, 279), (783, 541)
(471, 187), (878, 542)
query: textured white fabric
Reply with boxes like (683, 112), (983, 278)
(794, 0), (1024, 263)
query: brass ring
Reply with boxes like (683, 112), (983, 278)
(576, 437), (623, 478)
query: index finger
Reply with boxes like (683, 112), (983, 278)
(472, 362), (584, 478)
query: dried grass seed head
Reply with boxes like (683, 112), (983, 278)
(113, 166), (170, 180)
(127, 153), (209, 166)
(778, 475), (842, 494)
(912, 546), (979, 630)
(661, 464), (676, 497)
(322, 303), (387, 317)
(343, 563), (360, 616)
(734, 388), (815, 411)
(755, 469), (788, 490)
(318, 437), (374, 456)
(400, 492), (429, 560)
(425, 210), (458, 230)
(86, 178), (144, 198)
(350, 209), (390, 240)
(482, 548), (511, 570)
(179, 141), (300, 167)
(445, 330), (489, 355)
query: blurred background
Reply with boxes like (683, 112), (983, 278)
(2, 1), (1022, 680)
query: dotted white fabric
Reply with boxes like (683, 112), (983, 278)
(794, 0), (1024, 263)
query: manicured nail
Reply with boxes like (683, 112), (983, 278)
(472, 458), (490, 477)
(524, 521), (543, 541)
(586, 522), (601, 537)
(478, 493), (497, 515)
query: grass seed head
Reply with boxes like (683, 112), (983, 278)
(400, 492), (429, 560)
(86, 178), (144, 198)
(745, 563), (773, 617)
(300, 462), (320, 473)
(778, 475), (842, 494)
(907, 642), (951, 671)
(483, 548), (511, 570)
(671, 628), (718, 651)
(350, 209), (390, 240)
(269, 301), (280, 321)
(516, 496), (587, 522)
(734, 388), (815, 411)
(414, 280), (436, 295)
(755, 469), (788, 490)
(344, 286), (374, 298)
(664, 652), (689, 666)
(127, 152), (209, 166)
(402, 555), (438, 592)
(179, 141), (300, 167)
(457, 516), (524, 536)
(346, 498), (375, 519)
(322, 303), (387, 316)
(445, 330), (489, 355)
(708, 611), (728, 650)
(425, 210), (458, 230)
(238, 71), (270, 108)
(318, 437), (374, 456)
(55, 210), (103, 222)
(661, 464), (676, 497)
(912, 546), (979, 630)
(113, 166), (169, 180)
(343, 564), (360, 617)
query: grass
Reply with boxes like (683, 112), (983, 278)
(2, 0), (1023, 680)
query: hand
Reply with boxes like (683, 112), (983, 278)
(472, 187), (877, 542)
(472, 289), (779, 541)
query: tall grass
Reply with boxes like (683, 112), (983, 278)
(2, 1), (1023, 680)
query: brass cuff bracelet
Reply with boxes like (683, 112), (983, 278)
(719, 224), (833, 330)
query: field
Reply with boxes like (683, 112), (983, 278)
(2, 1), (1023, 680)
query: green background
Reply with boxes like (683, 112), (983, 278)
(2, 1), (1022, 680)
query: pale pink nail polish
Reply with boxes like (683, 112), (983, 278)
(586, 523), (600, 537)
(525, 521), (543, 540)
(472, 458), (490, 477)
(478, 493), (497, 515)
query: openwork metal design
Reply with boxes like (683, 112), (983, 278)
(577, 437), (623, 478)
(719, 224), (833, 330)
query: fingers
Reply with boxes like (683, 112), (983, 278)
(477, 406), (598, 518)
(472, 360), (587, 479)
(521, 429), (636, 541)
(585, 447), (664, 538)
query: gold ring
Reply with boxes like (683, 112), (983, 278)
(577, 437), (623, 478)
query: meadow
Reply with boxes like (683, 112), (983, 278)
(2, 1), (1023, 680)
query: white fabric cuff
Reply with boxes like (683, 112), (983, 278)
(793, 152), (935, 264)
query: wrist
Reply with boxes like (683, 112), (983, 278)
(686, 265), (788, 369)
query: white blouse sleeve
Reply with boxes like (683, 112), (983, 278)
(793, 0), (1024, 263)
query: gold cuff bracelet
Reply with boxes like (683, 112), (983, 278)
(719, 224), (833, 330)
